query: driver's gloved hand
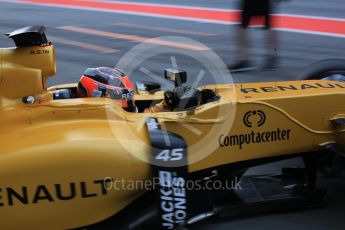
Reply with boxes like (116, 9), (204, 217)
(164, 86), (194, 108)
(143, 89), (181, 113)
(145, 86), (203, 113)
(164, 90), (178, 107)
(164, 86), (202, 111)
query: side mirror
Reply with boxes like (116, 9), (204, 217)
(164, 69), (187, 86)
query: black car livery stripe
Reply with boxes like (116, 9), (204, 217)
(147, 118), (188, 230)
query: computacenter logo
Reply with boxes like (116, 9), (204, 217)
(219, 110), (292, 149)
(243, 110), (266, 128)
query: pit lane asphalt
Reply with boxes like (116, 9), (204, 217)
(0, 1), (345, 229)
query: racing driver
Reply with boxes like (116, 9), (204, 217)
(77, 67), (209, 113)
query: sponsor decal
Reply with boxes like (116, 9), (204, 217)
(38, 98), (49, 104)
(219, 129), (291, 149)
(243, 110), (266, 128)
(121, 91), (134, 100)
(241, 82), (345, 94)
(30, 50), (50, 55)
(0, 180), (107, 207)
(147, 117), (160, 131)
(159, 171), (187, 229)
(219, 110), (292, 149)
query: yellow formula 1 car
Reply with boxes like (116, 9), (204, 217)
(0, 26), (344, 230)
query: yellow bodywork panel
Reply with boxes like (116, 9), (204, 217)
(0, 44), (56, 100)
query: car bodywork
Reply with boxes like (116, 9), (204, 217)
(0, 26), (344, 229)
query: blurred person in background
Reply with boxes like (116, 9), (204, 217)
(228, 0), (280, 72)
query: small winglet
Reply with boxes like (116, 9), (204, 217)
(319, 142), (345, 157)
(330, 115), (345, 126)
(5, 25), (49, 47)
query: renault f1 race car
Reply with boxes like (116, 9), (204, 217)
(0, 26), (344, 230)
